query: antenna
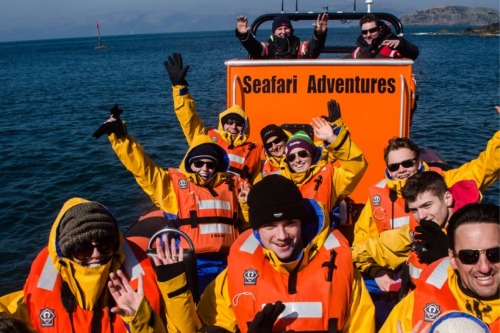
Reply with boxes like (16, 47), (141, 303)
(366, 0), (373, 13)
(354, 0), (357, 12)
(295, 0), (298, 13)
(281, 0), (284, 13)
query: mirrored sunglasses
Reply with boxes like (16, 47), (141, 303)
(286, 149), (310, 162)
(72, 238), (115, 261)
(361, 27), (379, 35)
(387, 158), (417, 172)
(192, 160), (216, 169)
(457, 247), (500, 265)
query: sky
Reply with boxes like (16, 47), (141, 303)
(1, 0), (499, 42)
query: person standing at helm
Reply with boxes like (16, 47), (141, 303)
(352, 14), (419, 60)
(164, 53), (263, 183)
(236, 13), (328, 59)
(0, 198), (191, 332)
(94, 106), (246, 293)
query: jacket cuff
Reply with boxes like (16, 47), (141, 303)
(155, 261), (185, 282)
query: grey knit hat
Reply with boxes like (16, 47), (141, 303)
(58, 202), (119, 257)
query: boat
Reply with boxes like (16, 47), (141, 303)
(95, 21), (109, 49)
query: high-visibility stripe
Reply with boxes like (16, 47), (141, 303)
(227, 154), (245, 164)
(198, 199), (231, 211)
(240, 233), (260, 254)
(425, 258), (449, 289)
(409, 263), (423, 280)
(324, 233), (340, 250)
(392, 216), (410, 228)
(122, 241), (144, 281)
(37, 255), (58, 291)
(375, 178), (387, 188)
(277, 302), (323, 319)
(200, 223), (233, 235)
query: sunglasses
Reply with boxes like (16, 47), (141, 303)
(192, 160), (216, 169)
(225, 119), (245, 127)
(387, 158), (417, 172)
(72, 238), (115, 261)
(286, 149), (310, 162)
(361, 27), (379, 35)
(265, 137), (284, 149)
(457, 247), (500, 265)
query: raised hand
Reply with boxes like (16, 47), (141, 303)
(414, 220), (448, 264)
(150, 233), (184, 267)
(322, 99), (342, 123)
(236, 16), (250, 34)
(108, 269), (144, 317)
(313, 13), (329, 34)
(248, 301), (286, 333)
(311, 117), (336, 144)
(92, 104), (127, 139)
(164, 52), (189, 86)
(238, 181), (250, 203)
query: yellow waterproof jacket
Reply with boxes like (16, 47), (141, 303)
(352, 130), (500, 274)
(196, 201), (375, 333)
(278, 125), (367, 210)
(0, 198), (171, 333)
(109, 133), (246, 229)
(379, 259), (499, 333)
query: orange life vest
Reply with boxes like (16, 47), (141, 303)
(23, 241), (162, 333)
(296, 163), (335, 213)
(207, 129), (263, 180)
(408, 180), (481, 284)
(260, 157), (281, 178)
(167, 169), (241, 254)
(227, 229), (353, 333)
(352, 45), (401, 58)
(412, 258), (499, 331)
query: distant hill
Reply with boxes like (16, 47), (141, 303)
(401, 6), (499, 26)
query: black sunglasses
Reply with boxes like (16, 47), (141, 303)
(387, 158), (417, 172)
(265, 137), (284, 149)
(361, 27), (379, 35)
(457, 247), (500, 265)
(72, 238), (115, 261)
(286, 149), (310, 162)
(225, 119), (245, 127)
(192, 160), (216, 169)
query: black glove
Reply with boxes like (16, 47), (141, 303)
(247, 301), (287, 333)
(414, 219), (449, 264)
(322, 99), (342, 123)
(164, 52), (189, 86)
(92, 104), (127, 139)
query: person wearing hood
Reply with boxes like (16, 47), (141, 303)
(94, 106), (245, 293)
(0, 198), (188, 333)
(352, 14), (419, 60)
(235, 13), (328, 59)
(164, 53), (263, 182)
(184, 175), (375, 332)
(352, 130), (499, 302)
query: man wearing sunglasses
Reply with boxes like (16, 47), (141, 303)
(165, 53), (263, 183)
(0, 198), (192, 332)
(96, 108), (245, 294)
(379, 203), (499, 333)
(352, 14), (419, 60)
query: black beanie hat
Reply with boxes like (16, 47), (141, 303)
(248, 175), (305, 230)
(58, 202), (119, 258)
(185, 143), (229, 173)
(260, 124), (287, 145)
(272, 14), (292, 33)
(221, 113), (246, 126)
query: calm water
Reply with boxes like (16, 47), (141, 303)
(0, 27), (498, 294)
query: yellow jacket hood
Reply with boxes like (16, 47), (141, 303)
(217, 105), (250, 146)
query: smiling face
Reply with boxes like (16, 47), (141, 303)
(274, 25), (292, 38)
(190, 158), (217, 181)
(265, 135), (286, 158)
(258, 219), (303, 262)
(361, 21), (380, 45)
(386, 148), (421, 180)
(223, 118), (245, 137)
(286, 148), (312, 173)
(407, 190), (453, 227)
(449, 223), (500, 299)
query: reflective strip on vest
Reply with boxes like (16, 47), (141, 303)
(198, 199), (231, 211)
(240, 233), (260, 254)
(278, 302), (322, 319)
(375, 178), (387, 188)
(228, 154), (245, 165)
(323, 232), (340, 250)
(37, 255), (58, 291)
(122, 242), (145, 281)
(200, 223), (233, 235)
(409, 262), (423, 280)
(425, 258), (449, 289)
(392, 216), (410, 228)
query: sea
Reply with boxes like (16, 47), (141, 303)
(0, 25), (498, 295)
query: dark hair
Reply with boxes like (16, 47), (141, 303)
(402, 171), (448, 203)
(359, 14), (379, 28)
(383, 137), (421, 165)
(447, 203), (499, 251)
(0, 316), (35, 333)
